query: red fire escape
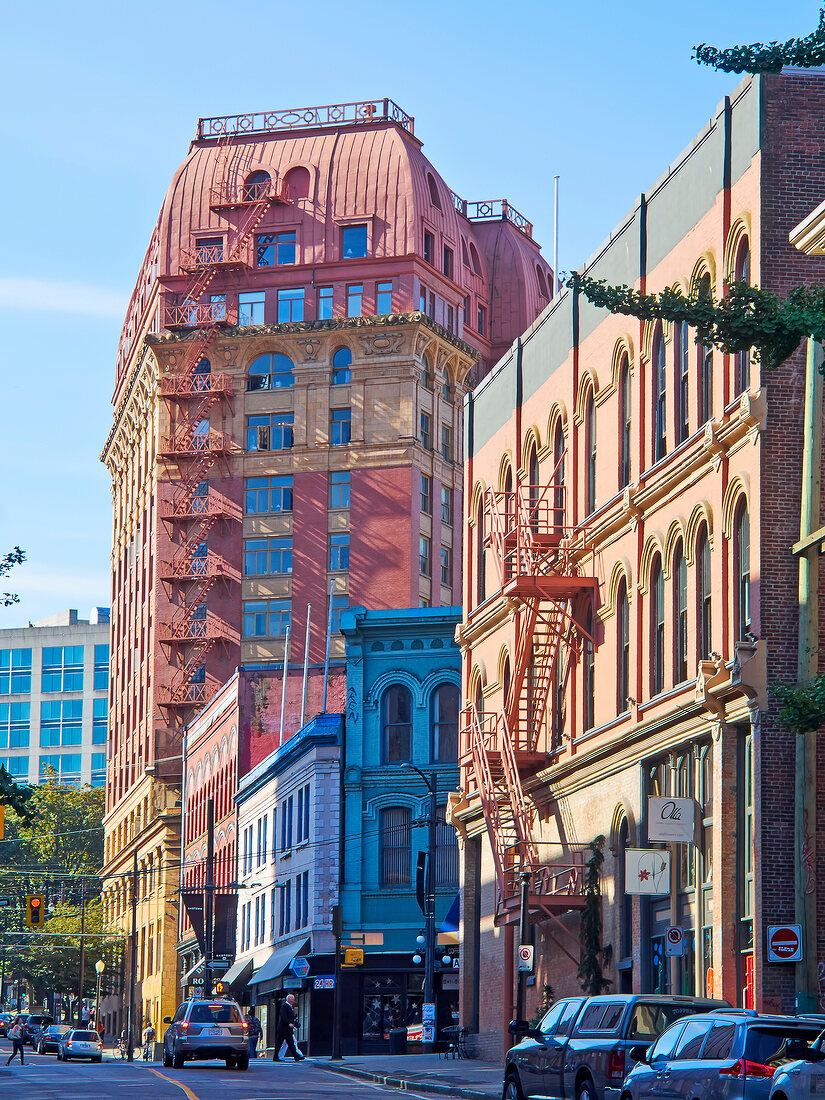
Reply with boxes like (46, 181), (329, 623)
(158, 142), (287, 720)
(462, 454), (598, 946)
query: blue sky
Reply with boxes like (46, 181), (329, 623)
(0, 0), (814, 626)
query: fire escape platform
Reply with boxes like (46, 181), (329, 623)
(495, 893), (587, 926)
(503, 575), (598, 599)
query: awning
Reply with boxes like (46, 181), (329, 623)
(218, 956), (254, 992)
(180, 957), (204, 987)
(248, 939), (310, 987)
(438, 893), (460, 945)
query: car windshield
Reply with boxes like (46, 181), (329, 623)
(188, 1004), (242, 1025)
(71, 1031), (99, 1041)
(745, 1027), (823, 1068)
(628, 1004), (714, 1042)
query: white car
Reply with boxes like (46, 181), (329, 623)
(57, 1029), (103, 1062)
(770, 1028), (825, 1100)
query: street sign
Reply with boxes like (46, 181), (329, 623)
(665, 927), (685, 957)
(422, 1002), (436, 1023)
(625, 849), (670, 894)
(518, 945), (535, 973)
(289, 956), (311, 978)
(313, 976), (336, 990)
(648, 797), (697, 843)
(282, 977), (302, 989)
(423, 1025), (435, 1043)
(0, 896), (11, 906)
(767, 924), (803, 963)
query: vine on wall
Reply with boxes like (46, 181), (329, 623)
(577, 834), (613, 995)
(694, 9), (825, 73)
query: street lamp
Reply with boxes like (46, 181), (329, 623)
(401, 763), (437, 1055)
(94, 960), (104, 1036)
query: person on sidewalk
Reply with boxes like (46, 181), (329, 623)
(6, 1017), (25, 1065)
(273, 994), (304, 1061)
(142, 1022), (156, 1061)
(245, 1011), (262, 1058)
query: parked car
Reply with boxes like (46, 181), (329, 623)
(162, 997), (249, 1070)
(57, 1029), (103, 1062)
(23, 1013), (54, 1046)
(0, 1012), (13, 1036)
(767, 1024), (825, 1100)
(621, 1010), (824, 1100)
(504, 994), (728, 1100)
(37, 1024), (71, 1055)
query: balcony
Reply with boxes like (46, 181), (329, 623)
(159, 427), (233, 458)
(157, 615), (233, 644)
(160, 372), (233, 399)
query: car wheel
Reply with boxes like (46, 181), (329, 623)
(94, 1056), (102, 1063)
(503, 1073), (525, 1100)
(163, 1047), (173, 1068)
(236, 1054), (249, 1071)
(57, 1049), (63, 1060)
(577, 1077), (597, 1100)
(173, 1050), (184, 1069)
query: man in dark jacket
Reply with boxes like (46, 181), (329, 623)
(273, 994), (304, 1061)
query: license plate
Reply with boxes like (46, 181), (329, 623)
(207, 1028), (224, 1036)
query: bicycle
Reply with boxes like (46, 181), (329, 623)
(116, 1036), (128, 1059)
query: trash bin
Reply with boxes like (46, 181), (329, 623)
(388, 1027), (407, 1055)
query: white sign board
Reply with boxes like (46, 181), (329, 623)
(665, 927), (685, 957)
(518, 945), (534, 973)
(625, 848), (670, 894)
(647, 797), (697, 843)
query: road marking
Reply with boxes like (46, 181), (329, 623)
(150, 1066), (201, 1100)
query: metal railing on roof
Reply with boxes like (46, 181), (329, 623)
(449, 193), (534, 239)
(198, 99), (414, 139)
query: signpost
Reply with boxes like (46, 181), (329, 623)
(422, 1002), (436, 1044)
(518, 945), (535, 973)
(289, 956), (310, 978)
(665, 927), (685, 957)
(767, 924), (803, 963)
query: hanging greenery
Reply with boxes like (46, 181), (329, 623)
(566, 272), (825, 372)
(577, 835), (613, 996)
(771, 675), (825, 736)
(694, 10), (825, 73)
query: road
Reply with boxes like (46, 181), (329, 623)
(0, 1042), (432, 1100)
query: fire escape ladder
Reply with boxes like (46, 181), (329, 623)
(467, 707), (522, 900)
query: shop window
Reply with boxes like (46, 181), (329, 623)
(382, 685), (412, 763)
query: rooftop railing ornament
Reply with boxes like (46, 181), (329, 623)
(198, 99), (414, 139)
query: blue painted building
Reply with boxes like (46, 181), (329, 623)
(339, 606), (462, 1053)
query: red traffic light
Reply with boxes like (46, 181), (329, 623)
(30, 897), (41, 909)
(26, 894), (45, 926)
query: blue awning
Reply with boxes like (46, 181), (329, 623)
(438, 893), (460, 944)
(248, 939), (310, 987)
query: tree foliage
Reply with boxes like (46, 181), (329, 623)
(694, 9), (825, 74)
(577, 835), (613, 996)
(0, 547), (25, 608)
(771, 676), (825, 736)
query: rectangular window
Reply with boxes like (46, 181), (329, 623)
(196, 237), (223, 264)
(428, 291), (435, 319)
(443, 245), (453, 279)
(441, 424), (453, 462)
(92, 697), (108, 745)
(254, 895), (260, 945)
(245, 475), (293, 514)
(279, 880), (292, 935)
(246, 413), (294, 452)
(296, 783), (311, 843)
(93, 644), (109, 691)
(376, 281), (392, 313)
(347, 284), (363, 317)
(244, 537), (292, 576)
(446, 304), (455, 334)
(477, 304), (487, 335)
(329, 533), (350, 572)
(243, 599), (291, 638)
(440, 546), (451, 586)
(42, 646), (84, 692)
(0, 703), (30, 749)
(238, 291), (265, 326)
(318, 285), (334, 320)
(330, 595), (349, 633)
(330, 471), (350, 509)
(295, 874), (303, 929)
(419, 535), (431, 577)
(441, 486), (453, 526)
(7, 757), (27, 778)
(40, 700), (83, 746)
(256, 231), (296, 267)
(434, 808), (459, 888)
(462, 295), (469, 323)
(280, 796), (294, 852)
(419, 285), (427, 313)
(330, 408), (351, 446)
(277, 288), (304, 322)
(209, 293), (226, 322)
(420, 474), (432, 515)
(380, 807), (411, 886)
(0, 649), (32, 695)
(257, 818), (263, 866)
(91, 753), (106, 787)
(39, 753), (82, 784)
(270, 887), (277, 940)
(423, 231), (434, 265)
(420, 412), (432, 451)
(342, 224), (368, 258)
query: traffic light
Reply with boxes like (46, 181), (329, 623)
(214, 981), (227, 995)
(25, 894), (45, 928)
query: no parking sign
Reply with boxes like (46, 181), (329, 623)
(518, 945), (534, 973)
(665, 927), (685, 957)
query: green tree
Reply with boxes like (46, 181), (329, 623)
(0, 547), (25, 608)
(577, 836), (613, 995)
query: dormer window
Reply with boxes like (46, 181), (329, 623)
(342, 224), (368, 258)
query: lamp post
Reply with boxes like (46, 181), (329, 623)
(94, 960), (104, 1036)
(402, 763), (437, 1055)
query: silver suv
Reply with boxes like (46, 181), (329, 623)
(162, 997), (249, 1070)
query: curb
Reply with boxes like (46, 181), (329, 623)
(306, 1058), (498, 1100)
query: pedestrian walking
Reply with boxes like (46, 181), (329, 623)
(6, 1017), (25, 1065)
(273, 994), (304, 1061)
(245, 1011), (262, 1058)
(142, 1022), (156, 1061)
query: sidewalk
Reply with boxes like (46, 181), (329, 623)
(308, 1053), (503, 1100)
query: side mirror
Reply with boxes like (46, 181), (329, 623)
(509, 1019), (530, 1036)
(163, 1017), (172, 1025)
(630, 1045), (650, 1064)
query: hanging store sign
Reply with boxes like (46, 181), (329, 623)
(647, 797), (697, 843)
(625, 848), (670, 894)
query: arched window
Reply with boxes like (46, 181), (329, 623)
(194, 357), (211, 392)
(675, 322), (689, 444)
(431, 683), (459, 761)
(476, 500), (486, 605)
(735, 501), (751, 641)
(380, 807), (411, 885)
(503, 465), (514, 530)
(426, 172), (442, 210)
(552, 651), (564, 749)
(673, 540), (688, 683)
(583, 607), (595, 731)
(332, 346), (352, 385)
(619, 357), (631, 489)
(734, 239), (751, 395)
(422, 354), (434, 391)
(284, 166), (310, 200)
(651, 555), (665, 695)
(652, 325), (667, 462)
(617, 578), (629, 714)
(247, 353), (294, 391)
(553, 422), (565, 531)
(585, 388), (596, 517)
(382, 685), (412, 763)
(618, 818), (633, 974)
(698, 274), (713, 425)
(537, 265), (548, 298)
(243, 170), (270, 201)
(528, 444), (540, 533)
(440, 368), (451, 402)
(502, 656), (512, 712)
(469, 242), (482, 276)
(696, 525), (712, 660)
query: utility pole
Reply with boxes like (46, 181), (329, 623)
(516, 870), (530, 1020)
(127, 851), (137, 1062)
(403, 764), (438, 1054)
(204, 798), (215, 997)
(331, 904), (342, 1059)
(77, 875), (86, 1026)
